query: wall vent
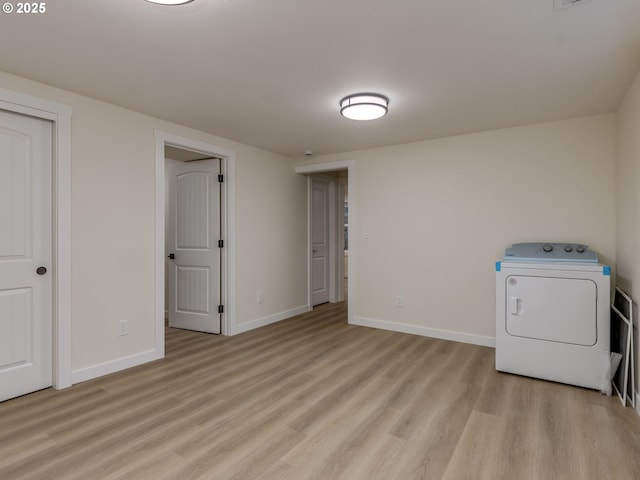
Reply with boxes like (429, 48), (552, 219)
(554, 0), (592, 10)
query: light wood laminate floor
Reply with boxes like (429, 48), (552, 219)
(1, 301), (639, 479)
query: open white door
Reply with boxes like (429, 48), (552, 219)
(0, 110), (52, 402)
(167, 159), (221, 333)
(312, 176), (330, 306)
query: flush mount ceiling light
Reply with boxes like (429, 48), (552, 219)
(145, 0), (194, 5)
(340, 93), (389, 121)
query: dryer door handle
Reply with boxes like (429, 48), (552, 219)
(509, 296), (520, 315)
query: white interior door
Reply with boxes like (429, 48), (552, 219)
(312, 177), (330, 306)
(0, 110), (52, 402)
(167, 160), (221, 333)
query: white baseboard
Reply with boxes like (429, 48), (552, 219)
(636, 390), (640, 417)
(351, 316), (496, 348)
(72, 348), (162, 384)
(232, 305), (311, 336)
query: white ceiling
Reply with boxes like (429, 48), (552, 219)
(1, 0), (639, 158)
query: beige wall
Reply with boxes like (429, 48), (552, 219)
(297, 114), (616, 341)
(0, 71), (308, 373)
(616, 69), (640, 400)
(235, 145), (308, 327)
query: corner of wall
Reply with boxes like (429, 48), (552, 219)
(232, 305), (311, 336)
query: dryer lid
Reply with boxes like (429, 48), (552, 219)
(503, 242), (598, 264)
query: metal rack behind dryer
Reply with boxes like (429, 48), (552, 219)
(611, 286), (635, 408)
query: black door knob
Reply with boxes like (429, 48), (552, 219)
(36, 266), (47, 275)
(168, 253), (175, 259)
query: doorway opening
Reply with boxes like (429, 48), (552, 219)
(295, 160), (354, 324)
(164, 146), (223, 334)
(310, 171), (348, 307)
(154, 131), (237, 358)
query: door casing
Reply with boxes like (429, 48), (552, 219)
(295, 160), (354, 322)
(154, 131), (236, 351)
(0, 87), (73, 390)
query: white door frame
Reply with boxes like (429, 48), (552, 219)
(0, 87), (73, 390)
(154, 131), (236, 351)
(295, 160), (354, 323)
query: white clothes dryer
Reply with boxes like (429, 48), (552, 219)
(496, 243), (610, 392)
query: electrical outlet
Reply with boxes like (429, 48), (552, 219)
(257, 291), (263, 304)
(118, 319), (129, 336)
(394, 295), (404, 308)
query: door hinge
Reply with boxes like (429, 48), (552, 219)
(218, 174), (224, 183)
(218, 239), (224, 248)
(218, 305), (224, 314)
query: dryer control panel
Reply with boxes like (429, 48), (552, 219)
(503, 242), (598, 264)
